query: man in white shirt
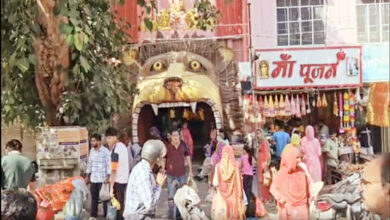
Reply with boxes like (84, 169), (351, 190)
(86, 133), (111, 218)
(105, 127), (129, 220)
(123, 140), (167, 220)
(119, 131), (135, 173)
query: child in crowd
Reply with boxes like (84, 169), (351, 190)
(240, 145), (255, 201)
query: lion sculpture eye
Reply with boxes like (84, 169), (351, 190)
(151, 61), (166, 72)
(189, 60), (203, 72)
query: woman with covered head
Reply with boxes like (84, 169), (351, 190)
(257, 129), (272, 203)
(211, 146), (246, 220)
(301, 125), (322, 182)
(282, 134), (301, 155)
(270, 147), (310, 220)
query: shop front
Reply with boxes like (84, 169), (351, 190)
(244, 46), (363, 136)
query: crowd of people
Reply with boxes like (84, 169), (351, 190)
(1, 121), (390, 220)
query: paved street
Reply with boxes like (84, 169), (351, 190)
(95, 161), (279, 220)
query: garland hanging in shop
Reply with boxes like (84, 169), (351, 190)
(343, 92), (350, 130)
(306, 94), (311, 114)
(274, 95), (279, 116)
(317, 94), (322, 108)
(339, 92), (344, 133)
(349, 92), (355, 128)
(301, 94), (306, 116)
(279, 94), (285, 116)
(285, 94), (291, 116)
(322, 93), (328, 107)
(269, 95), (275, 117)
(333, 93), (339, 117)
(291, 95), (296, 116)
(296, 95), (301, 118)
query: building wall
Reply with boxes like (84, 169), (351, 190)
(325, 0), (358, 45)
(250, 0), (389, 82)
(249, 0), (277, 49)
(250, 0), (372, 48)
(114, 0), (249, 61)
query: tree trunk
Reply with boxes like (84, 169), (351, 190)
(34, 0), (70, 126)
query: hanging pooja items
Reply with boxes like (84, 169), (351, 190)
(343, 92), (350, 130)
(170, 108), (176, 118)
(312, 95), (316, 107)
(183, 109), (191, 120)
(258, 96), (264, 115)
(285, 94), (291, 116)
(349, 92), (355, 128)
(333, 93), (339, 116)
(290, 94), (296, 116)
(263, 96), (270, 117)
(339, 92), (344, 133)
(274, 95), (279, 116)
(301, 94), (306, 116)
(322, 93), (328, 107)
(269, 95), (275, 117)
(296, 95), (301, 118)
(317, 94), (322, 108)
(198, 108), (205, 121)
(306, 95), (311, 114)
(243, 95), (250, 121)
(249, 96), (256, 124)
(279, 94), (285, 116)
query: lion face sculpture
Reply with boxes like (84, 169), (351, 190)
(128, 39), (243, 144)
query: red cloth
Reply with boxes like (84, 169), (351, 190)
(181, 128), (194, 157)
(257, 140), (272, 202)
(270, 148), (310, 220)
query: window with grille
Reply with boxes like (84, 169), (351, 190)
(357, 0), (389, 43)
(277, 0), (325, 46)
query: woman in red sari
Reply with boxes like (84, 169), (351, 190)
(270, 147), (310, 220)
(257, 129), (272, 203)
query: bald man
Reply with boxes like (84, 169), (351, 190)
(361, 153), (390, 219)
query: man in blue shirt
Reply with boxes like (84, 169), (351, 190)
(272, 122), (290, 169)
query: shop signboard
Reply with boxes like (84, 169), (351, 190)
(254, 46), (362, 90)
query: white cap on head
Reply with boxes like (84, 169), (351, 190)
(141, 139), (166, 162)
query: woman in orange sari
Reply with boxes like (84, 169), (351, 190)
(257, 129), (272, 203)
(211, 146), (246, 220)
(270, 147), (310, 220)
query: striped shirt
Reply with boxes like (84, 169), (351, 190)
(86, 146), (111, 183)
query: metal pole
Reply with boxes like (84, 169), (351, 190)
(247, 2), (257, 139)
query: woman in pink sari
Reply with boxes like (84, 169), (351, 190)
(257, 129), (272, 203)
(270, 147), (310, 220)
(301, 125), (322, 182)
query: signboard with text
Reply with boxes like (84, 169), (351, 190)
(254, 46), (362, 90)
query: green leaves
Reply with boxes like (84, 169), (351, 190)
(74, 32), (87, 51)
(137, 0), (146, 7)
(15, 58), (29, 73)
(144, 18), (153, 31)
(79, 55), (90, 72)
(59, 23), (73, 35)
